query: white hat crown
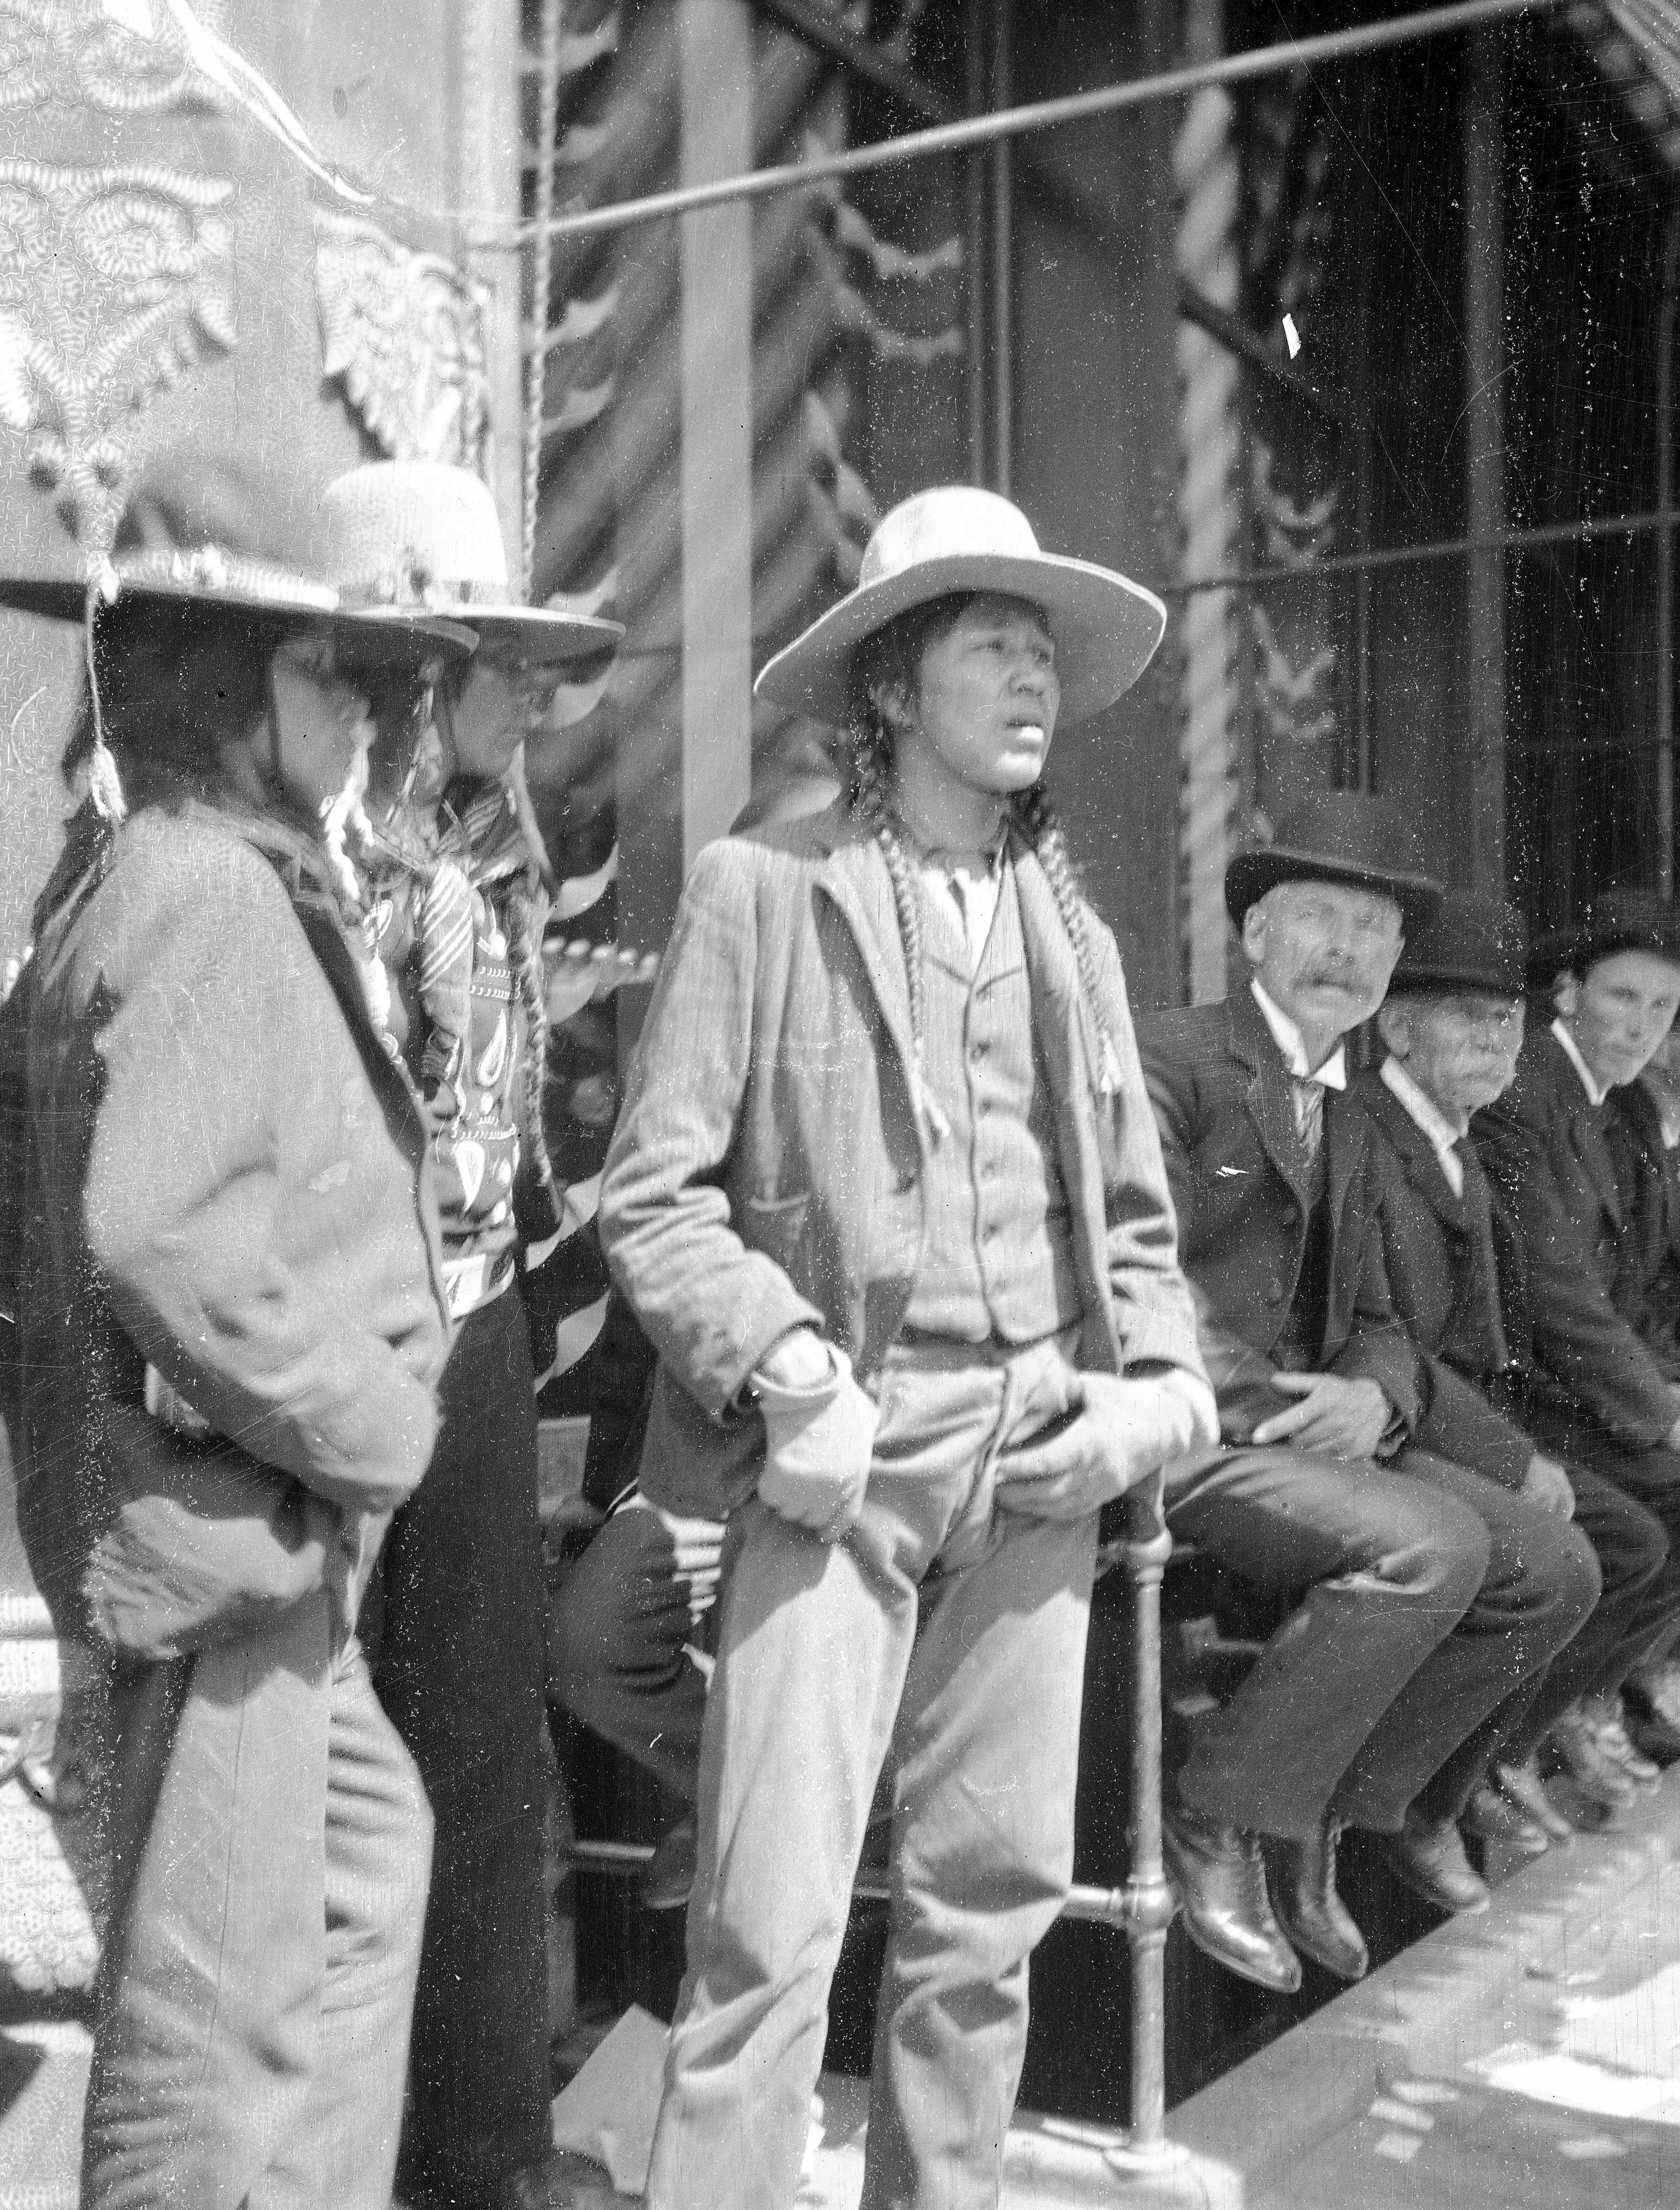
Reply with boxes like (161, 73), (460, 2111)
(315, 461), (512, 611)
(858, 486), (1043, 592)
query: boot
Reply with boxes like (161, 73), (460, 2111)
(1547, 1703), (1636, 1809)
(1270, 1819), (1367, 1981)
(1620, 1678), (1680, 1768)
(1381, 1806), (1491, 1916)
(1586, 1693), (1661, 1787)
(1162, 1795), (1302, 1994)
(1493, 1755), (1574, 1842)
(1461, 1781), (1549, 1858)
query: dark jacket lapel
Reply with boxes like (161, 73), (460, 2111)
(1365, 1075), (1472, 1240)
(1542, 1032), (1625, 1227)
(1227, 985), (1316, 1204)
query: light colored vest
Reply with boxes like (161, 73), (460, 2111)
(902, 858), (1082, 1344)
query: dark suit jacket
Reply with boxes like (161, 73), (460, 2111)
(1475, 1027), (1677, 1451)
(1608, 1076), (1680, 1380)
(1137, 988), (1422, 1445)
(1355, 1070), (1534, 1489)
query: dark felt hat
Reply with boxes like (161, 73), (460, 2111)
(1528, 886), (1680, 987)
(1391, 889), (1527, 998)
(1224, 792), (1442, 935)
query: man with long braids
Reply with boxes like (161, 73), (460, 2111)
(596, 486), (1218, 2210)
(311, 462), (622, 2210)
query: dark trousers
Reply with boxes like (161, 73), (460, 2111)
(374, 1288), (550, 2208)
(1524, 1420), (1680, 1683)
(547, 1496), (712, 1804)
(1169, 1445), (1598, 1838)
(1502, 1460), (1674, 1762)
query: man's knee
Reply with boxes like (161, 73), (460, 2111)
(1480, 1511), (1601, 1640)
(1366, 1481), (1492, 1614)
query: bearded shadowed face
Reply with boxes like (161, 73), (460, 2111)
(1379, 990), (1526, 1123)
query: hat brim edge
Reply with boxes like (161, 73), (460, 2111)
(0, 577), (477, 669)
(751, 550), (1167, 727)
(1224, 848), (1443, 935)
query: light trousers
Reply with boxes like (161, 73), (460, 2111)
(644, 1331), (1097, 2210)
(85, 1611), (431, 2210)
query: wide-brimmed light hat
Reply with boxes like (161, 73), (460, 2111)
(753, 486), (1167, 727)
(0, 460), (473, 675)
(315, 461), (623, 669)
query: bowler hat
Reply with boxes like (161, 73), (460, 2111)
(1529, 886), (1680, 986)
(1224, 792), (1442, 935)
(316, 461), (623, 669)
(753, 485), (1166, 727)
(1391, 889), (1527, 998)
(0, 454), (473, 674)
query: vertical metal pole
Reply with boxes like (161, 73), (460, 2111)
(990, 0), (1014, 495)
(1104, 1476), (1186, 2173)
(1464, 27), (1507, 887)
(964, 0), (988, 484)
(1655, 214), (1679, 898)
(678, 0), (755, 865)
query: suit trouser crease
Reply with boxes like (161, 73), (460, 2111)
(643, 1333), (1095, 2210)
(1169, 1446), (1597, 1837)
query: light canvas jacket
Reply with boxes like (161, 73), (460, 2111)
(598, 800), (1207, 1521)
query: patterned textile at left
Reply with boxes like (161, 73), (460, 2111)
(0, 1597), (105, 1996)
(314, 208), (490, 471)
(0, 0), (228, 119)
(0, 158), (236, 551)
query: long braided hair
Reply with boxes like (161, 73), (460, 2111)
(844, 592), (1126, 1143)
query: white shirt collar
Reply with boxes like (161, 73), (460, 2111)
(1551, 1016), (1611, 1108)
(1381, 1057), (1468, 1196)
(1250, 980), (1347, 1091)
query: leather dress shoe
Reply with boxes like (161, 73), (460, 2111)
(1382, 1809), (1491, 1916)
(642, 1811), (697, 1912)
(1621, 1681), (1680, 1768)
(1630, 1657), (1680, 1730)
(1270, 1819), (1367, 1981)
(1162, 1799), (1302, 1994)
(1493, 1756), (1574, 1842)
(1586, 1694), (1661, 1786)
(1547, 1705), (1636, 1809)
(1462, 1781), (1548, 1858)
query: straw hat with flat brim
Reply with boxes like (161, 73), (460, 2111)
(316, 461), (623, 669)
(753, 486), (1167, 727)
(1224, 792), (1443, 937)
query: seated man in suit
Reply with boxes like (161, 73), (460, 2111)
(1361, 890), (1674, 1848)
(1139, 796), (1598, 1993)
(1478, 887), (1680, 1768)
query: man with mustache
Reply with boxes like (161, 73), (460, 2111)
(1137, 797), (1598, 1992)
(1477, 888), (1680, 1775)
(1358, 890), (1675, 1852)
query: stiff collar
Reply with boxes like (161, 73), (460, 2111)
(1250, 979), (1347, 1090)
(1381, 1056), (1468, 1190)
(1551, 1016), (1611, 1108)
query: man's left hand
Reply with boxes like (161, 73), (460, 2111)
(1252, 1372), (1390, 1457)
(998, 1374), (1203, 1522)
